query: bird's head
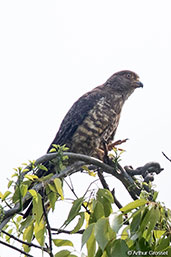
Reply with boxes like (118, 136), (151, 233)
(106, 70), (143, 96)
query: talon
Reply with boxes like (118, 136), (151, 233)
(108, 138), (129, 151)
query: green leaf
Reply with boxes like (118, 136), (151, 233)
(29, 189), (38, 200)
(46, 186), (57, 211)
(71, 212), (84, 233)
(146, 207), (160, 237)
(54, 178), (64, 200)
(38, 164), (48, 171)
(11, 172), (19, 178)
(12, 187), (20, 203)
(130, 209), (142, 235)
(0, 191), (3, 199)
(22, 168), (30, 172)
(48, 183), (57, 193)
(82, 223), (95, 249)
(40, 173), (53, 181)
(20, 184), (28, 197)
(101, 251), (108, 257)
(82, 165), (96, 177)
(33, 197), (43, 223)
(1, 190), (11, 201)
(152, 191), (158, 201)
(109, 239), (129, 257)
(64, 197), (84, 227)
(49, 147), (57, 153)
(29, 190), (43, 223)
(7, 180), (13, 189)
(55, 250), (71, 257)
(48, 192), (57, 211)
(20, 215), (34, 232)
(93, 200), (105, 221)
(153, 230), (165, 240)
(23, 244), (30, 253)
(96, 189), (113, 217)
(34, 220), (46, 246)
(109, 213), (123, 233)
(86, 225), (96, 257)
(94, 247), (103, 257)
(155, 237), (170, 251)
(94, 217), (109, 251)
(121, 226), (129, 240)
(97, 189), (114, 204)
(23, 223), (34, 242)
(5, 229), (13, 242)
(120, 199), (147, 213)
(140, 206), (160, 237)
(22, 223), (34, 253)
(25, 174), (38, 181)
(53, 239), (73, 247)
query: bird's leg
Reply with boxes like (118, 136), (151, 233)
(95, 148), (105, 161)
(108, 138), (128, 151)
(94, 140), (110, 164)
(102, 140), (110, 164)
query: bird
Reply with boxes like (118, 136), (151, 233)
(23, 70), (143, 218)
(47, 70), (143, 159)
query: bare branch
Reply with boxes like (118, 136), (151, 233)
(97, 170), (123, 209)
(64, 178), (91, 215)
(0, 239), (34, 257)
(162, 152), (171, 162)
(97, 169), (110, 190)
(124, 162), (163, 176)
(1, 230), (48, 252)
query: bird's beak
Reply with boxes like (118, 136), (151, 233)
(135, 81), (143, 88)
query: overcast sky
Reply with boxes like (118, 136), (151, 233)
(0, 0), (171, 256)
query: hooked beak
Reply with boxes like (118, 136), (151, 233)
(135, 81), (143, 88)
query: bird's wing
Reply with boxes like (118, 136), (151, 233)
(47, 85), (105, 152)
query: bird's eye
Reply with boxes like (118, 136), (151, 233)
(126, 73), (132, 79)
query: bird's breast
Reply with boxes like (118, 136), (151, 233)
(68, 96), (123, 156)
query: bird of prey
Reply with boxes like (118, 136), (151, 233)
(23, 70), (143, 218)
(47, 70), (143, 159)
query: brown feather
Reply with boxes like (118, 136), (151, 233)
(47, 70), (143, 158)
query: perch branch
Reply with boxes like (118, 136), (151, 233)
(0, 151), (163, 231)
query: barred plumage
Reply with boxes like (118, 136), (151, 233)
(47, 70), (143, 159)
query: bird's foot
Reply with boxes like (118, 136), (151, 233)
(108, 138), (129, 151)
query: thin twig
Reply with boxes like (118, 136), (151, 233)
(97, 170), (123, 209)
(64, 178), (78, 199)
(111, 188), (123, 209)
(97, 169), (110, 190)
(64, 178), (91, 215)
(1, 230), (48, 252)
(162, 152), (171, 162)
(0, 240), (33, 257)
(42, 188), (53, 257)
(51, 228), (84, 235)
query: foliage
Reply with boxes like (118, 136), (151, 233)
(0, 146), (170, 257)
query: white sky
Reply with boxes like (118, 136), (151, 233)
(0, 0), (171, 256)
